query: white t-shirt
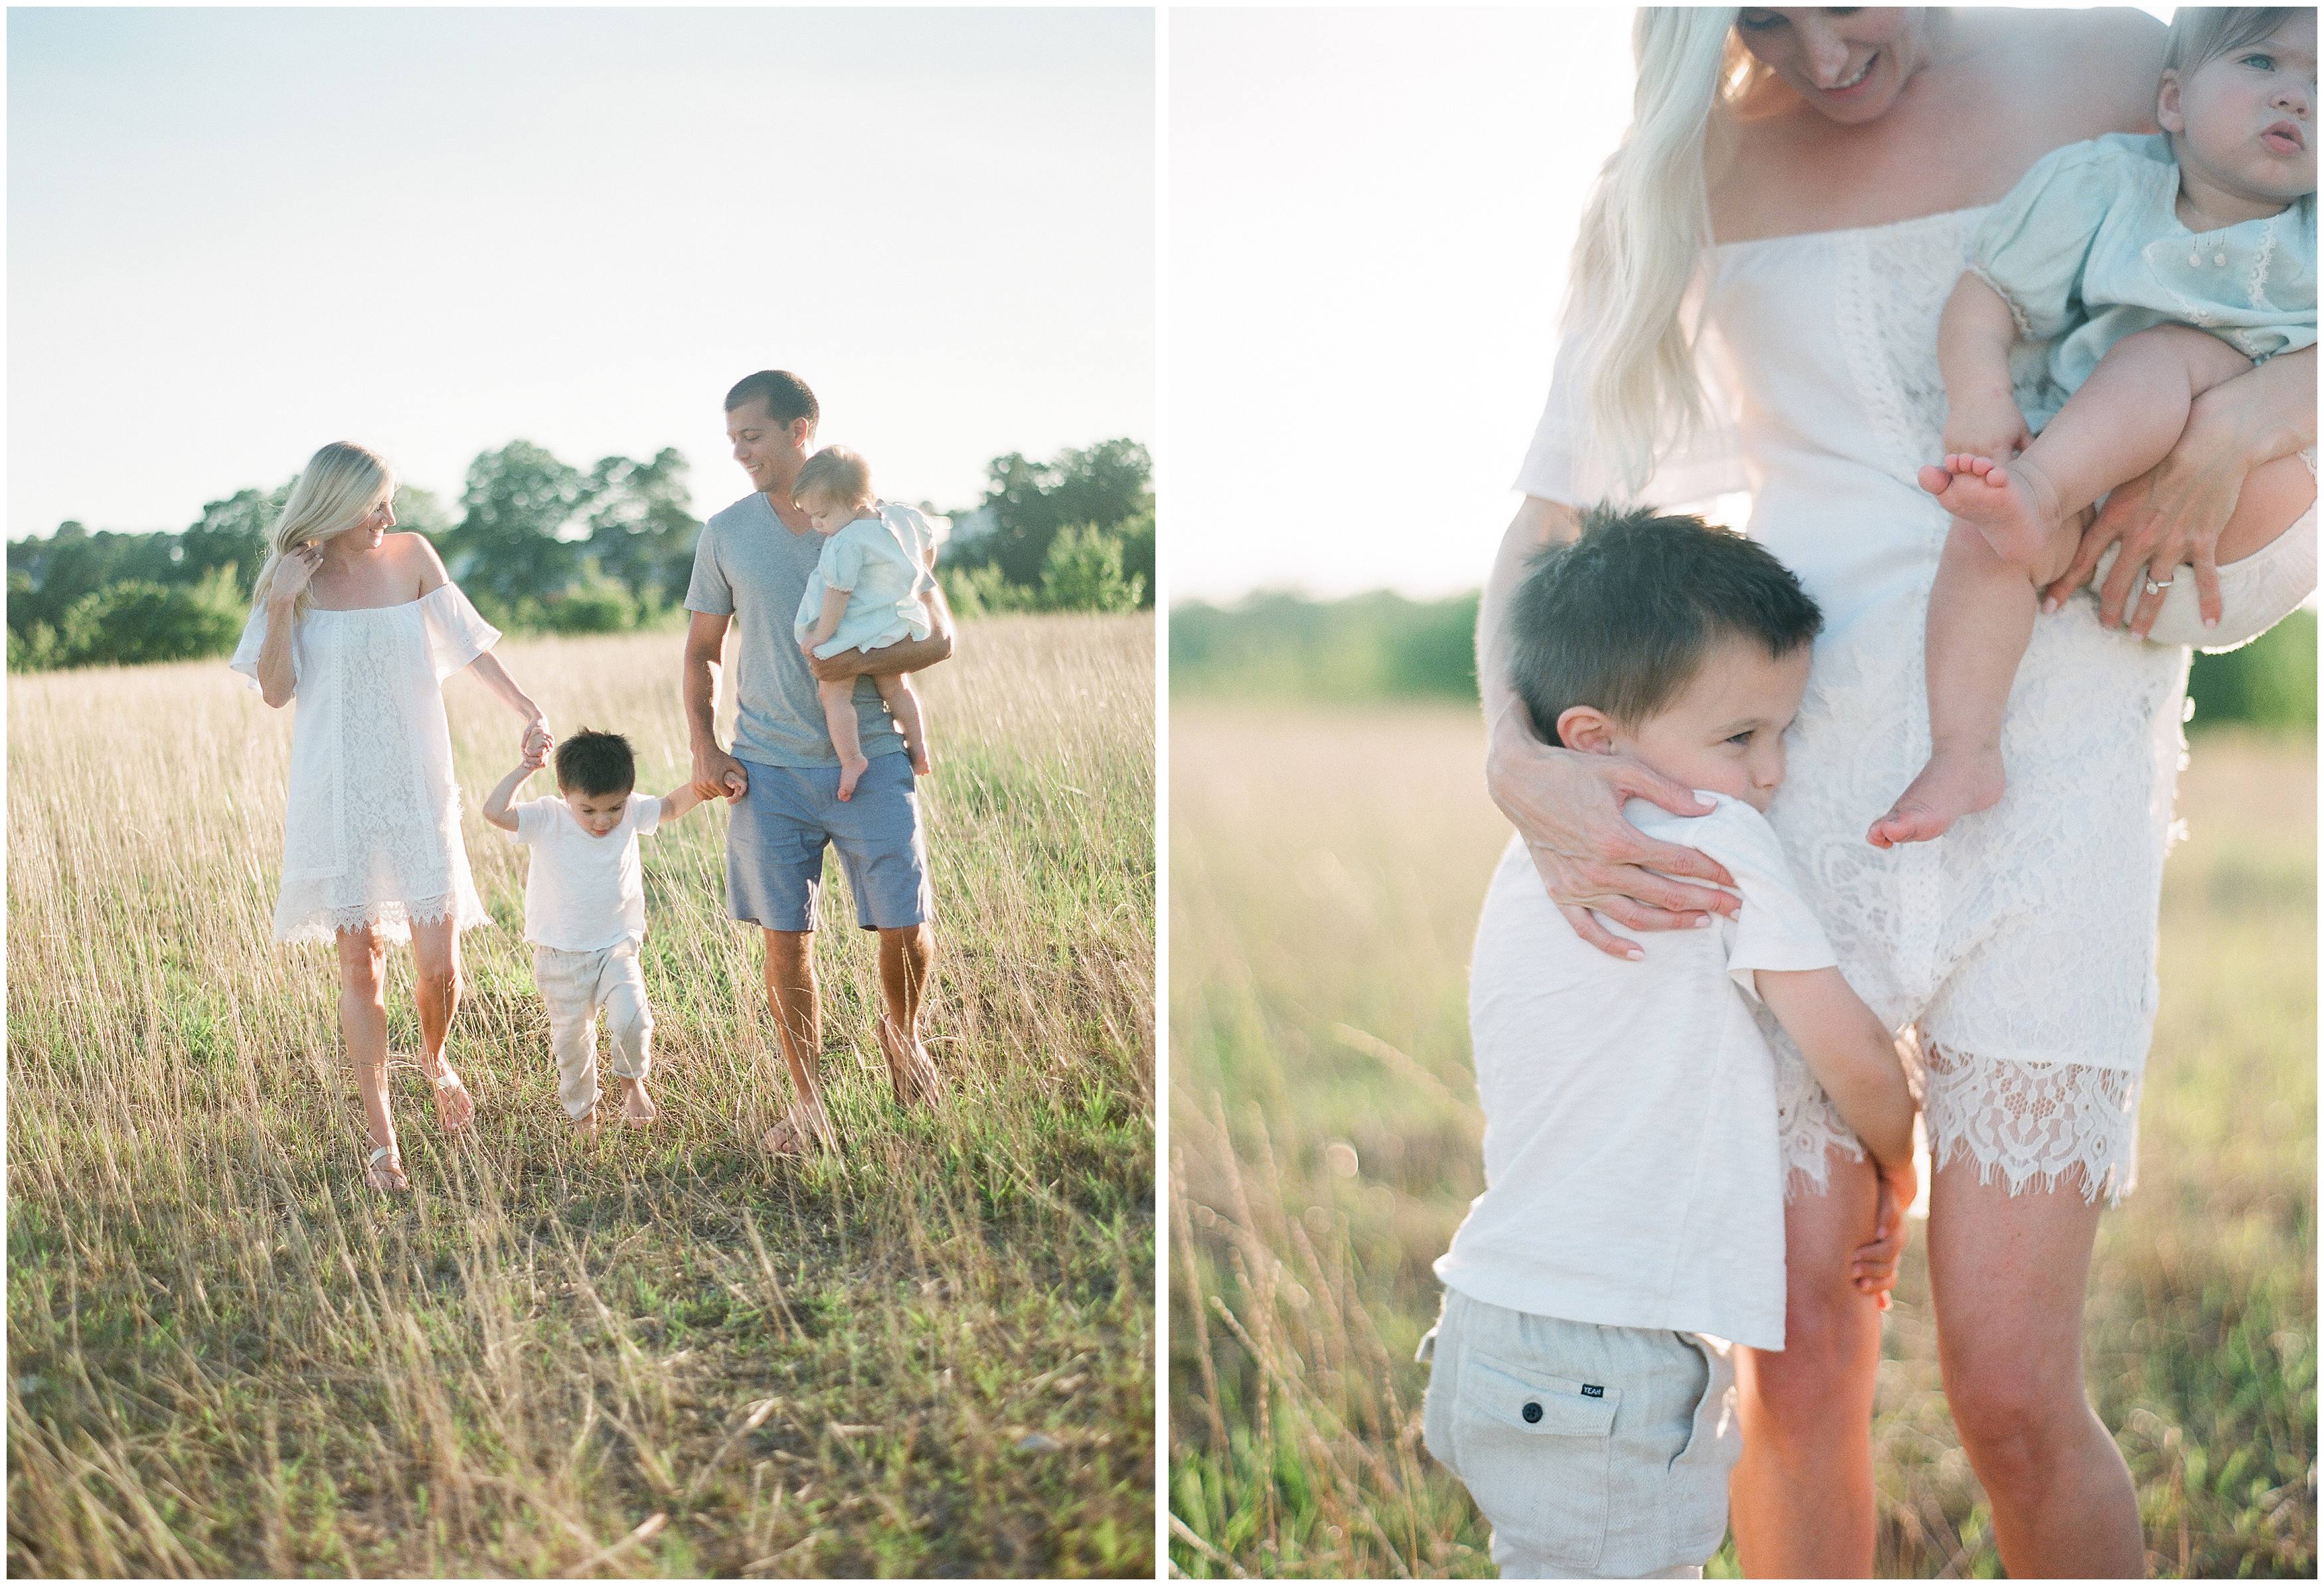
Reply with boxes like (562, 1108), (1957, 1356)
(505, 794), (664, 952)
(1434, 793), (1839, 1351)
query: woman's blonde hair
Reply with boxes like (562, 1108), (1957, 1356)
(1563, 7), (1763, 497)
(793, 446), (875, 514)
(252, 441), (394, 621)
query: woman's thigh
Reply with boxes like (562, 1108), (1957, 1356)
(1739, 1149), (1884, 1407)
(1923, 1149), (2105, 1419)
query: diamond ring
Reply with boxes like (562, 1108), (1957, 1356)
(2143, 574), (2175, 595)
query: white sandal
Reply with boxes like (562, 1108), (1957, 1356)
(365, 1145), (408, 1192)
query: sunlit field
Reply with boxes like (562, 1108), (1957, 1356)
(1169, 704), (2314, 1579)
(9, 613), (1155, 1577)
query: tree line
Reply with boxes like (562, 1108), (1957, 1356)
(8, 437), (1153, 672)
(1171, 590), (2316, 733)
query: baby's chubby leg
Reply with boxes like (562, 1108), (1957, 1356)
(1922, 325), (2255, 566)
(872, 671), (933, 775)
(1868, 521), (2068, 848)
(818, 675), (871, 801)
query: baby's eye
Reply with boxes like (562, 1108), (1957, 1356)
(1726, 730), (1755, 748)
(2242, 52), (2278, 70)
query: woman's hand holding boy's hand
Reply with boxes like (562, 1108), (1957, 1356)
(1484, 699), (1740, 962)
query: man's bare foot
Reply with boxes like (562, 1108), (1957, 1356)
(1868, 746), (2006, 848)
(879, 1023), (942, 1108)
(1918, 453), (2064, 567)
(836, 753), (869, 802)
(619, 1077), (657, 1129)
(762, 1100), (836, 1157)
(426, 1057), (475, 1134)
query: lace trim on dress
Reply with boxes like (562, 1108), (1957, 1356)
(1917, 1042), (2141, 1206)
(277, 892), (487, 947)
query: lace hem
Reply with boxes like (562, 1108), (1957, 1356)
(276, 892), (490, 946)
(1917, 1042), (2141, 1207)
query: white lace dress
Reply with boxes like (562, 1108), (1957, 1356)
(1515, 206), (2306, 1205)
(230, 583), (501, 945)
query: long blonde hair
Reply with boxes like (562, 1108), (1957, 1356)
(1563, 8), (1764, 497)
(252, 441), (393, 621)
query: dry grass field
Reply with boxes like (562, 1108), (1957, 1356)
(1169, 703), (2315, 1579)
(8, 613), (1155, 1577)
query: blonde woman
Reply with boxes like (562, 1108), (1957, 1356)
(231, 441), (554, 1192)
(1479, 8), (2315, 1576)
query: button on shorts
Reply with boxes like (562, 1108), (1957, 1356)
(1418, 1289), (1742, 1579)
(726, 752), (932, 933)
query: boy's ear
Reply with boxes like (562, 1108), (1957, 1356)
(2157, 69), (2185, 134)
(1556, 706), (1620, 755)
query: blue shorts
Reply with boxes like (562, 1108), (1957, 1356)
(726, 752), (932, 933)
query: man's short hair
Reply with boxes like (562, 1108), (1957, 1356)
(2163, 7), (2297, 75)
(554, 728), (636, 798)
(1507, 504), (1823, 746)
(724, 370), (819, 432)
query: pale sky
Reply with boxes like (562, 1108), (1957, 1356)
(1170, 4), (2177, 602)
(8, 7), (1155, 538)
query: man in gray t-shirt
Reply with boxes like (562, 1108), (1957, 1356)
(683, 370), (954, 1156)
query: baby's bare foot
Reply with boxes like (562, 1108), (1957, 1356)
(1868, 746), (2005, 848)
(620, 1079), (657, 1129)
(1918, 453), (2063, 568)
(836, 755), (869, 802)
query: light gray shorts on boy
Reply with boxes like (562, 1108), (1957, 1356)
(1419, 1289), (1742, 1579)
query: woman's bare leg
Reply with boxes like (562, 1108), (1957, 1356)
(819, 676), (869, 800)
(1730, 1147), (1886, 1577)
(872, 671), (932, 774)
(1924, 1119), (2142, 1577)
(336, 926), (402, 1185)
(409, 915), (471, 1132)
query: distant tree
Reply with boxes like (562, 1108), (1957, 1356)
(54, 566), (246, 669)
(586, 449), (700, 609)
(179, 486), (287, 597)
(392, 482), (454, 542)
(7, 521), (179, 639)
(1039, 524), (1143, 613)
(444, 441), (588, 610)
(975, 439), (1153, 586)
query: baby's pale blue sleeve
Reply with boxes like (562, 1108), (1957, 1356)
(1970, 139), (2125, 342)
(821, 534), (867, 593)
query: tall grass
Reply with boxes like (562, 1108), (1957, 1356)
(1169, 703), (2315, 1579)
(8, 613), (1155, 1577)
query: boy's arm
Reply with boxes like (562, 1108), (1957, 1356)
(481, 757), (540, 832)
(656, 781), (707, 823)
(1754, 967), (1916, 1170)
(1938, 272), (2033, 459)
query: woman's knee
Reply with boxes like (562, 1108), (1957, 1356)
(1943, 1355), (2094, 1483)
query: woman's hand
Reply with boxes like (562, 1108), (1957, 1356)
(521, 716), (553, 763)
(1484, 700), (1739, 961)
(269, 543), (323, 607)
(2042, 388), (2265, 638)
(1851, 1158), (1918, 1309)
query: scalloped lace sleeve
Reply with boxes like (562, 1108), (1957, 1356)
(1514, 264), (1748, 511)
(420, 582), (501, 682)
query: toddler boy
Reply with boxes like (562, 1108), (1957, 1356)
(483, 728), (706, 1132)
(1421, 506), (1919, 1579)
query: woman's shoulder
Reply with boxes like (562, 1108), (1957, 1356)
(384, 532), (452, 593)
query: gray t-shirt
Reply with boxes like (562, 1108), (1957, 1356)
(685, 492), (906, 769)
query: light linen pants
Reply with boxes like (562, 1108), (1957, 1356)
(535, 941), (652, 1119)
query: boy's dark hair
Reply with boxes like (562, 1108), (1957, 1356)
(723, 370), (819, 432)
(554, 729), (636, 798)
(1507, 504), (1823, 746)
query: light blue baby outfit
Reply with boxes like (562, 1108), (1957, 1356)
(793, 503), (936, 661)
(1971, 131), (2317, 428)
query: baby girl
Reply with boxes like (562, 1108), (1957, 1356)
(1873, 6), (2317, 848)
(792, 445), (938, 801)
